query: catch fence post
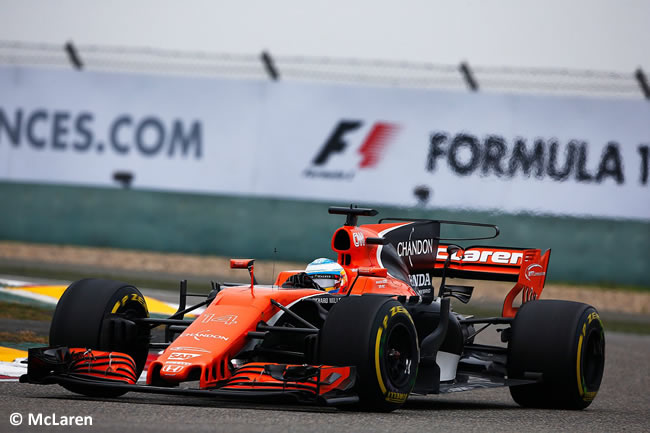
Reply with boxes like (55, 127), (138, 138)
(459, 61), (478, 92)
(261, 50), (279, 81)
(64, 41), (83, 70)
(635, 68), (650, 100)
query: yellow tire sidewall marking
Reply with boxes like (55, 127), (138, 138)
(576, 311), (601, 401)
(374, 308), (414, 401)
(375, 324), (387, 395)
(576, 331), (584, 397)
(111, 293), (148, 315)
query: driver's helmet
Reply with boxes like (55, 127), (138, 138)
(305, 258), (348, 294)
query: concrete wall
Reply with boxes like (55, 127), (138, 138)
(1, 181), (648, 287)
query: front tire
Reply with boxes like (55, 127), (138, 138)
(319, 295), (419, 412)
(50, 278), (150, 397)
(507, 300), (605, 409)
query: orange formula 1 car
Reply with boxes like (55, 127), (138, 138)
(21, 206), (605, 411)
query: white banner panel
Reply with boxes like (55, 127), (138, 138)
(1, 66), (649, 220)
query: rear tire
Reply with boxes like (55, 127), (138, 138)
(507, 300), (605, 409)
(319, 295), (419, 412)
(50, 278), (150, 397)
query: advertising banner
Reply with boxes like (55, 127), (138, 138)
(1, 66), (648, 220)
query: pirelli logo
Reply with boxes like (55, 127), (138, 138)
(385, 391), (408, 403)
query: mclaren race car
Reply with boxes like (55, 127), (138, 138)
(21, 206), (605, 411)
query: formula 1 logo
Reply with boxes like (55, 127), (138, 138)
(304, 120), (400, 180)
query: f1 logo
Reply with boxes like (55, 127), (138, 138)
(313, 120), (399, 168)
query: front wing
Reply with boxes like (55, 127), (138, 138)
(20, 347), (359, 406)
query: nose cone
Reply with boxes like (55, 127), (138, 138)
(157, 346), (213, 382)
(156, 327), (237, 384)
(151, 302), (264, 386)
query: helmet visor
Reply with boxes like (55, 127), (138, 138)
(308, 273), (341, 291)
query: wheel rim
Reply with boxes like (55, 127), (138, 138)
(582, 327), (605, 390)
(384, 323), (415, 388)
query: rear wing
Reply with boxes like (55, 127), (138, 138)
(435, 245), (551, 317)
(433, 244), (549, 282)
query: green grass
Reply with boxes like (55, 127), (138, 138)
(0, 330), (48, 344)
(0, 301), (52, 344)
(0, 301), (53, 321)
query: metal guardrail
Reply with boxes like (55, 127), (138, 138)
(0, 40), (647, 100)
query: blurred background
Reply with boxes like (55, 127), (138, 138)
(0, 0), (648, 287)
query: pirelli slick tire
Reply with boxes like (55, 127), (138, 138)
(507, 300), (605, 409)
(50, 278), (150, 397)
(319, 295), (419, 412)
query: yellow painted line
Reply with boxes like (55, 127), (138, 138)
(0, 346), (27, 362)
(2, 284), (192, 318)
(16, 285), (67, 299)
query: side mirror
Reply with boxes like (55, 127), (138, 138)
(230, 259), (255, 269)
(230, 259), (256, 288)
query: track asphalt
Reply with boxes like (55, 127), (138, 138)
(1, 331), (649, 432)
